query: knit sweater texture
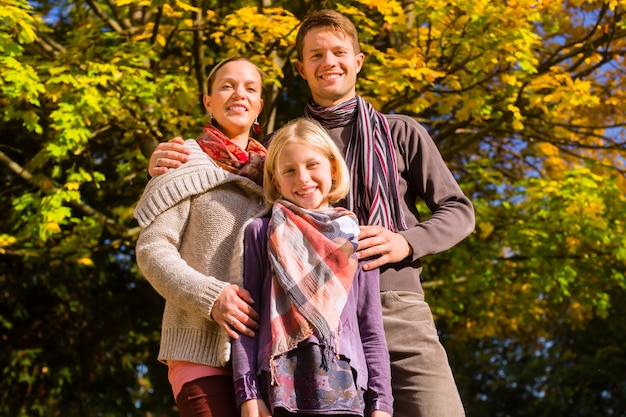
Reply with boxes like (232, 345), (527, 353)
(134, 139), (268, 367)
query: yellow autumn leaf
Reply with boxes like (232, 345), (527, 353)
(0, 235), (17, 247)
(45, 222), (61, 233)
(478, 222), (495, 239)
(76, 257), (94, 266)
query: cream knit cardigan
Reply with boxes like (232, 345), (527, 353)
(134, 139), (267, 367)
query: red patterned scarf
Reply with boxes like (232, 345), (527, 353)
(305, 96), (407, 231)
(267, 200), (359, 380)
(196, 123), (267, 185)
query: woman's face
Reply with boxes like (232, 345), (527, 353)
(204, 60), (263, 141)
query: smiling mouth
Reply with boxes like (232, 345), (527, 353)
(296, 187), (316, 197)
(320, 73), (342, 80)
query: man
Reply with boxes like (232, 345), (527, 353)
(148, 10), (474, 417)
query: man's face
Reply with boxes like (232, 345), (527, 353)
(296, 27), (364, 108)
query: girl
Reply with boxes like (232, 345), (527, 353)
(133, 57), (269, 417)
(232, 118), (393, 417)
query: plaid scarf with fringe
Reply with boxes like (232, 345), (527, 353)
(267, 200), (359, 381)
(305, 95), (407, 231)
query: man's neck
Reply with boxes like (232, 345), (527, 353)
(311, 93), (358, 109)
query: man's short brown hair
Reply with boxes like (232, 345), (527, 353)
(295, 10), (361, 62)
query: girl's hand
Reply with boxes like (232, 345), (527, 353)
(371, 411), (392, 417)
(240, 399), (272, 417)
(211, 284), (260, 339)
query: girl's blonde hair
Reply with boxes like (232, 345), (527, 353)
(264, 118), (350, 205)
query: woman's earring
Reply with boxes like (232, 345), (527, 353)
(253, 116), (262, 135)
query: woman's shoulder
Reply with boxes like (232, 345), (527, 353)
(145, 139), (221, 186)
(135, 135), (268, 226)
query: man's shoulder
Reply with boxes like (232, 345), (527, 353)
(383, 113), (425, 130)
(382, 113), (433, 146)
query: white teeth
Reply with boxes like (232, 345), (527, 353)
(229, 106), (246, 111)
(321, 74), (341, 80)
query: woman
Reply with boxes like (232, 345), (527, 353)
(133, 57), (268, 417)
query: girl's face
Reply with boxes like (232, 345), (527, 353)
(204, 61), (263, 142)
(274, 140), (335, 210)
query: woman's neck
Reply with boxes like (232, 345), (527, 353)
(229, 133), (249, 151)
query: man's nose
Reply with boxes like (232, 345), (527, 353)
(320, 51), (336, 67)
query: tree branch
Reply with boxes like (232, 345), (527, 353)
(0, 149), (137, 238)
(422, 277), (467, 289)
(192, 0), (206, 110)
(84, 0), (126, 35)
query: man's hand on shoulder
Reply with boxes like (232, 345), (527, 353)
(148, 137), (191, 177)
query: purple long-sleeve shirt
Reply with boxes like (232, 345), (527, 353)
(232, 217), (393, 415)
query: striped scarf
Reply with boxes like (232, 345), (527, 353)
(267, 200), (359, 377)
(305, 96), (407, 232)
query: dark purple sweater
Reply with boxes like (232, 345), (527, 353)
(232, 218), (394, 415)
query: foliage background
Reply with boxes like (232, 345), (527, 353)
(1, 0), (625, 416)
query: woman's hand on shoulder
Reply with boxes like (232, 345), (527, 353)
(211, 284), (260, 339)
(148, 137), (191, 177)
